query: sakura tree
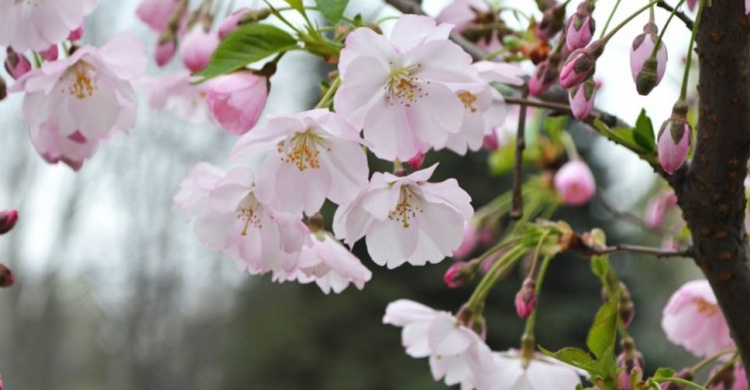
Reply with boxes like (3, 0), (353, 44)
(0, 0), (749, 389)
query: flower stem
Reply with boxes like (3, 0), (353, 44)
(602, 0), (662, 43)
(600, 0), (623, 38)
(691, 349), (738, 375)
(466, 244), (526, 311)
(679, 0), (704, 99)
(652, 0), (686, 59)
(522, 254), (553, 342)
(315, 76), (341, 109)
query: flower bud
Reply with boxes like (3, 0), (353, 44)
(0, 210), (18, 235)
(515, 278), (537, 319)
(219, 9), (250, 40)
(687, 0), (698, 12)
(4, 48), (31, 80)
(554, 160), (595, 206)
(630, 21), (667, 95)
(407, 152), (425, 171)
(537, 3), (567, 41)
(68, 25), (84, 41)
(565, 2), (596, 52)
(155, 34), (177, 67)
(39, 45), (59, 61)
(657, 101), (691, 175)
(559, 41), (602, 89)
(569, 77), (596, 119)
(206, 70), (269, 135)
(444, 262), (474, 288)
(529, 55), (560, 96)
(180, 26), (219, 73)
(617, 346), (645, 390)
(0, 264), (13, 288)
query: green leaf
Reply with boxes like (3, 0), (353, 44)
(316, 0), (349, 23)
(283, 0), (306, 13)
(590, 256), (609, 280)
(594, 344), (619, 379)
(653, 368), (675, 379)
(545, 347), (595, 367)
(586, 300), (618, 360)
(632, 109), (656, 153)
(198, 24), (297, 79)
(590, 118), (658, 165)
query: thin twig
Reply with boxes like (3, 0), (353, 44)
(656, 1), (694, 30)
(504, 97), (571, 113)
(593, 192), (671, 235)
(584, 244), (692, 258)
(510, 89), (529, 220)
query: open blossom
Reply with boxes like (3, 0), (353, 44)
(206, 71), (269, 135)
(296, 233), (372, 294)
(335, 15), (478, 161)
(333, 165), (473, 268)
(383, 300), (494, 389)
(0, 0), (96, 52)
(175, 164), (308, 275)
(181, 26), (219, 73)
(479, 349), (583, 389)
(145, 70), (212, 123)
(662, 280), (735, 357)
(232, 109), (369, 216)
(137, 0), (182, 32)
(10, 33), (146, 170)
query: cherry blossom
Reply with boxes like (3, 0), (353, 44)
(296, 233), (372, 294)
(145, 70), (212, 124)
(231, 109), (369, 216)
(436, 0), (502, 52)
(206, 71), (269, 135)
(662, 280), (736, 357)
(176, 164), (308, 275)
(10, 33), (146, 170)
(335, 15), (478, 161)
(383, 300), (494, 389)
(0, 0), (97, 52)
(137, 0), (182, 32)
(333, 165), (473, 268)
(479, 349), (583, 389)
(554, 160), (596, 206)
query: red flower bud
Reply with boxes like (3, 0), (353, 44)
(0, 210), (18, 235)
(515, 278), (537, 319)
(443, 262), (473, 288)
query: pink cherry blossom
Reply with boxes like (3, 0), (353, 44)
(383, 299), (495, 389)
(662, 280), (735, 357)
(565, 3), (595, 52)
(180, 26), (219, 73)
(0, 0), (96, 52)
(231, 109), (369, 216)
(709, 363), (748, 390)
(10, 33), (146, 170)
(443, 262), (470, 288)
(206, 71), (268, 135)
(333, 165), (473, 268)
(144, 70), (212, 124)
(335, 15), (478, 161)
(176, 164), (308, 275)
(480, 349), (583, 389)
(296, 233), (372, 294)
(747, 0), (750, 14)
(554, 160), (596, 206)
(136, 0), (181, 32)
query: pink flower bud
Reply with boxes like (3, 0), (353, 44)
(537, 4), (566, 41)
(515, 278), (537, 319)
(39, 45), (59, 61)
(206, 70), (269, 135)
(565, 2), (596, 52)
(155, 36), (177, 67)
(219, 9), (250, 40)
(687, 0), (698, 11)
(617, 350), (645, 390)
(4, 48), (31, 80)
(68, 25), (84, 41)
(645, 190), (677, 228)
(559, 42), (602, 89)
(657, 102), (691, 175)
(0, 264), (13, 288)
(180, 26), (219, 73)
(0, 210), (18, 235)
(554, 160), (595, 206)
(630, 22), (668, 95)
(407, 152), (425, 171)
(529, 57), (560, 96)
(482, 131), (500, 151)
(444, 262), (473, 288)
(569, 78), (596, 119)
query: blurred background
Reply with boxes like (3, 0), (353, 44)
(0, 0), (703, 389)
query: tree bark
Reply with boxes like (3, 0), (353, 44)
(670, 0), (750, 374)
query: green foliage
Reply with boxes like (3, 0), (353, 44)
(586, 300), (618, 360)
(652, 367), (675, 379)
(633, 109), (656, 154)
(316, 0), (350, 23)
(282, 0), (306, 14)
(591, 116), (658, 166)
(198, 24), (298, 79)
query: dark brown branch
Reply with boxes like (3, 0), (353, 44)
(656, 1), (695, 30)
(582, 244), (692, 258)
(593, 192), (671, 235)
(510, 90), (529, 220)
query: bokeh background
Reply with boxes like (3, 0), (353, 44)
(0, 0), (703, 389)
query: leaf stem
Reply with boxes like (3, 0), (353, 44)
(680, 0), (704, 99)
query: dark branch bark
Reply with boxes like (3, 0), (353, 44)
(669, 0), (750, 374)
(656, 1), (695, 30)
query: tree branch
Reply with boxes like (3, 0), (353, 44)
(656, 1), (695, 30)
(581, 244), (692, 258)
(510, 90), (529, 220)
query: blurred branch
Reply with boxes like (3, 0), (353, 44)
(656, 1), (694, 30)
(510, 90), (529, 220)
(593, 192), (670, 235)
(582, 243), (692, 258)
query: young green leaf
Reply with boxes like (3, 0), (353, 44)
(542, 347), (596, 371)
(586, 300), (618, 360)
(198, 24), (298, 80)
(652, 367), (675, 379)
(632, 109), (656, 153)
(316, 0), (349, 23)
(283, 0), (306, 14)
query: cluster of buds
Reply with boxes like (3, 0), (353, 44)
(657, 100), (692, 175)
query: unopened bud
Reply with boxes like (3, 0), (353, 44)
(630, 22), (668, 96)
(444, 262), (474, 288)
(0, 210), (18, 235)
(565, 2), (596, 52)
(657, 101), (691, 175)
(219, 9), (253, 40)
(155, 34), (177, 67)
(515, 278), (537, 319)
(569, 78), (596, 119)
(0, 264), (13, 288)
(40, 45), (59, 61)
(529, 55), (560, 96)
(4, 48), (31, 80)
(537, 4), (567, 41)
(559, 41), (603, 89)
